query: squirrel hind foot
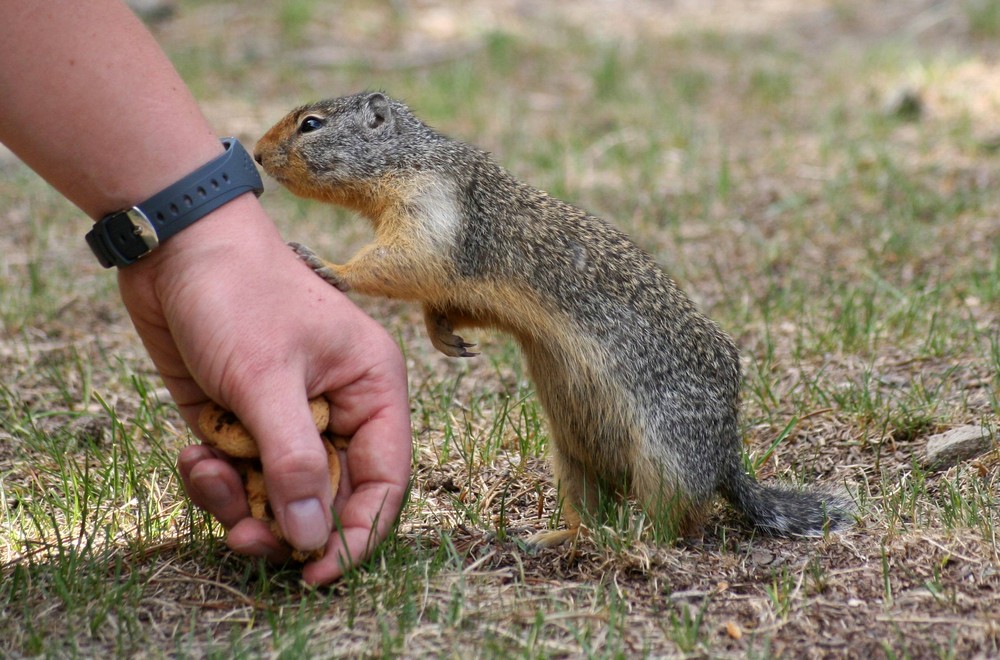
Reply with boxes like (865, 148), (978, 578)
(288, 241), (350, 292)
(525, 526), (581, 549)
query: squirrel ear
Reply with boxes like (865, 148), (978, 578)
(362, 92), (393, 130)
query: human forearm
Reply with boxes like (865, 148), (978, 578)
(0, 0), (221, 219)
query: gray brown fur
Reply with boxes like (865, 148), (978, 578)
(254, 91), (854, 544)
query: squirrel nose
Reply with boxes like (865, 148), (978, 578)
(253, 150), (263, 166)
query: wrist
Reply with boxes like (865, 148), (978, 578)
(86, 138), (263, 268)
(118, 192), (282, 284)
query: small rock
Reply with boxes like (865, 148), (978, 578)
(925, 425), (994, 471)
(882, 86), (924, 121)
(126, 0), (177, 23)
(976, 131), (1000, 153)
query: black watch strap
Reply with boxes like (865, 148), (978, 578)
(85, 137), (264, 268)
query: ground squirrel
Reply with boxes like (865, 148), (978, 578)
(254, 91), (854, 547)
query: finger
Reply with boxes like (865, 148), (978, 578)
(233, 386), (333, 554)
(301, 481), (407, 585)
(177, 445), (249, 529)
(179, 446), (293, 563)
(303, 395), (411, 585)
(226, 518), (292, 563)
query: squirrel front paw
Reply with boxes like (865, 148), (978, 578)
(427, 312), (478, 358)
(288, 241), (350, 292)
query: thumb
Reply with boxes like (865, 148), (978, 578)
(235, 389), (333, 553)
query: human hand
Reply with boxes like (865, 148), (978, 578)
(117, 194), (412, 584)
(0, 0), (409, 584)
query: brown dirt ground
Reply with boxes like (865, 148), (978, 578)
(2, 0), (998, 657)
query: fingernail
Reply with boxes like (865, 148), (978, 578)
(284, 498), (330, 550)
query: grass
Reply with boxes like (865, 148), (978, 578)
(1, 0), (999, 657)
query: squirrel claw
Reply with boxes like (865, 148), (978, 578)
(288, 241), (350, 292)
(437, 335), (479, 358)
(526, 527), (581, 549)
(427, 311), (479, 358)
(456, 345), (479, 358)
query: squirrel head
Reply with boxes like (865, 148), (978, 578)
(254, 91), (438, 211)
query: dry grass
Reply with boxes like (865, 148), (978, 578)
(1, 0), (998, 657)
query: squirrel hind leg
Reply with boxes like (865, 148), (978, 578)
(631, 467), (711, 542)
(526, 449), (610, 549)
(423, 307), (478, 358)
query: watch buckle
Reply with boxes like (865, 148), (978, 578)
(125, 207), (160, 252)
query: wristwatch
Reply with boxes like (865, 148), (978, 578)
(86, 137), (264, 268)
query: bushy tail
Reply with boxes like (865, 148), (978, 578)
(720, 462), (855, 537)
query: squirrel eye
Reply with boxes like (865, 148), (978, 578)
(299, 116), (325, 133)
